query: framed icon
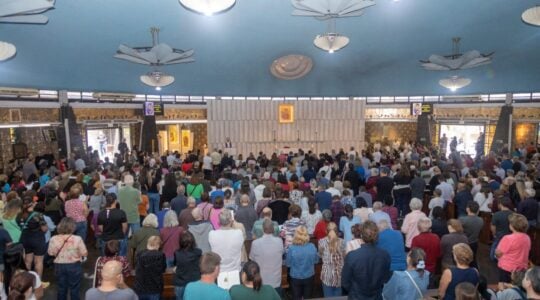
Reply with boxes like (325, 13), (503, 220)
(9, 109), (21, 123)
(278, 104), (294, 124)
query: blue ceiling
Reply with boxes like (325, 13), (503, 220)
(1, 0), (540, 97)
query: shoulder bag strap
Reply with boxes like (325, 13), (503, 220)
(512, 287), (527, 300)
(404, 270), (423, 300)
(56, 235), (72, 257)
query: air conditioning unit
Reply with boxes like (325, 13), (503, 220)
(92, 92), (135, 101)
(0, 87), (39, 97)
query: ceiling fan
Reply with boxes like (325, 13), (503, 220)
(0, 0), (55, 24)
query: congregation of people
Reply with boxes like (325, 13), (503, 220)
(1, 139), (540, 300)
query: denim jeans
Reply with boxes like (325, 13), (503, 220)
(322, 284), (342, 297)
(175, 286), (185, 300)
(75, 221), (87, 242)
(55, 262), (82, 300)
(148, 192), (160, 214)
(291, 276), (314, 300)
(166, 257), (175, 268)
(138, 294), (160, 300)
(100, 238), (127, 257)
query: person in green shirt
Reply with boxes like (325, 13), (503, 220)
(184, 252), (230, 300)
(229, 261), (280, 300)
(117, 175), (141, 233)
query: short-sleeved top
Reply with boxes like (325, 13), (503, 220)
(383, 270), (430, 300)
(301, 210), (322, 235)
(497, 232), (531, 272)
(186, 184), (204, 200)
(117, 186), (141, 224)
(93, 255), (131, 288)
(229, 284), (281, 300)
(64, 199), (87, 223)
(48, 234), (87, 264)
(184, 280), (231, 300)
(285, 243), (319, 279)
(459, 215), (484, 244)
(492, 210), (513, 240)
(97, 208), (127, 241)
(339, 216), (361, 243)
(85, 288), (138, 300)
(440, 233), (469, 267)
(3, 218), (21, 243)
(16, 212), (46, 235)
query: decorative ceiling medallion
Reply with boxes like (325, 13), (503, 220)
(0, 41), (16, 61)
(0, 0), (55, 24)
(179, 0), (236, 16)
(270, 54), (313, 80)
(522, 6), (540, 26)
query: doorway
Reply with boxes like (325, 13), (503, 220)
(440, 124), (485, 155)
(86, 128), (120, 161)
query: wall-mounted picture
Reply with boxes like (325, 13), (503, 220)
(42, 129), (57, 142)
(9, 109), (21, 123)
(279, 104), (294, 123)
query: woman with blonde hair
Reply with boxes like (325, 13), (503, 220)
(438, 243), (479, 300)
(318, 222), (344, 297)
(285, 226), (318, 300)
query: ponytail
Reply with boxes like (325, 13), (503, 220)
(408, 248), (426, 278)
(326, 222), (340, 254)
(242, 261), (263, 292)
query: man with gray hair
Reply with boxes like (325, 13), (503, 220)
(170, 185), (187, 215)
(179, 197), (196, 229)
(208, 209), (244, 289)
(250, 219), (284, 295)
(188, 207), (212, 253)
(376, 219), (406, 271)
(117, 174), (141, 234)
(369, 201), (392, 226)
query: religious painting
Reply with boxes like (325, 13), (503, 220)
(9, 109), (21, 123)
(279, 104), (294, 124)
(181, 129), (193, 152)
(168, 125), (179, 144)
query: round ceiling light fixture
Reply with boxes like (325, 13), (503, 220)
(270, 54), (313, 80)
(439, 75), (471, 92)
(140, 71), (175, 88)
(522, 6), (540, 26)
(0, 41), (16, 61)
(179, 0), (236, 16)
(314, 33), (349, 53)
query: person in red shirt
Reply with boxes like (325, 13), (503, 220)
(313, 209), (332, 241)
(411, 216), (441, 286)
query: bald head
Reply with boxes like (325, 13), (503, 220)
(101, 260), (122, 282)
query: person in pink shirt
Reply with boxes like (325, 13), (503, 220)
(496, 213), (531, 290)
(401, 198), (427, 250)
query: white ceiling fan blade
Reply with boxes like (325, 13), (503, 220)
(292, 10), (324, 17)
(340, 2), (375, 16)
(160, 50), (194, 64)
(460, 58), (491, 69)
(167, 57), (195, 64)
(0, 14), (48, 23)
(152, 44), (173, 61)
(138, 51), (157, 64)
(421, 63), (450, 71)
(113, 54), (151, 65)
(0, 0), (54, 17)
(117, 44), (149, 60)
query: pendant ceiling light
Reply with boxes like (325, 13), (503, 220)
(270, 54), (313, 80)
(522, 6), (540, 26)
(0, 41), (16, 61)
(313, 19), (349, 53)
(179, 0), (236, 16)
(439, 76), (471, 92)
(140, 71), (175, 90)
(314, 33), (349, 53)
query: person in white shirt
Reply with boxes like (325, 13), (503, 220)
(373, 150), (382, 164)
(474, 184), (493, 213)
(435, 175), (454, 203)
(326, 182), (341, 198)
(208, 209), (244, 289)
(428, 189), (445, 218)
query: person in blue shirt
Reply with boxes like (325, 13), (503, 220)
(383, 247), (430, 300)
(339, 205), (361, 243)
(285, 226), (319, 300)
(184, 252), (230, 300)
(315, 185), (332, 212)
(342, 220), (392, 299)
(376, 219), (407, 271)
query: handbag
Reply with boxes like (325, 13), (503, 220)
(404, 270), (424, 300)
